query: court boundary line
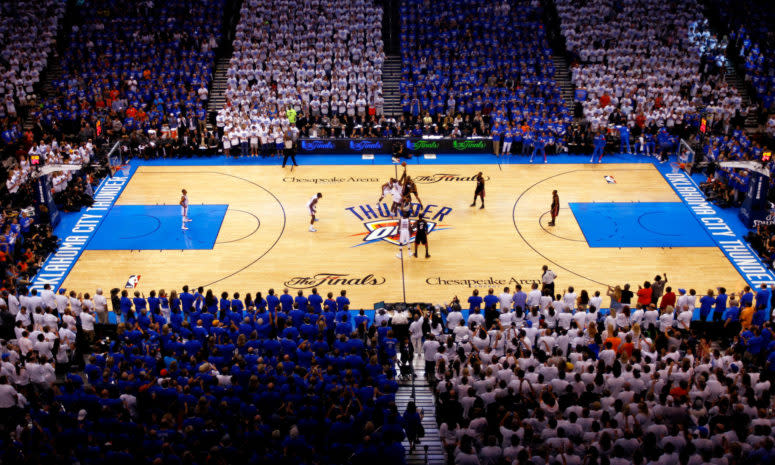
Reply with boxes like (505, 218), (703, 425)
(537, 209), (586, 243)
(118, 214), (162, 240)
(103, 169), (287, 289)
(215, 209), (261, 244)
(30, 166), (137, 291)
(512, 166), (656, 288)
(654, 167), (771, 286)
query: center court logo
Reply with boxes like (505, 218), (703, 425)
(284, 273), (386, 289)
(346, 202), (453, 246)
(413, 173), (490, 184)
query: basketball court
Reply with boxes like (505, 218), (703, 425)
(41, 158), (757, 306)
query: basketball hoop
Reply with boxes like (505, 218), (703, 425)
(670, 161), (685, 173)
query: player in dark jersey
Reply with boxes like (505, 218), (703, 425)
(471, 172), (485, 209)
(413, 214), (430, 258)
(399, 166), (422, 206)
(549, 190), (559, 226)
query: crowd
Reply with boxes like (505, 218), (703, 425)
(399, 0), (570, 150)
(0, 286), (414, 465)
(217, 0), (385, 149)
(32, 0), (222, 141)
(416, 274), (775, 465)
(708, 0), (775, 115)
(2, 267), (775, 464)
(556, 0), (745, 134)
(0, 0), (64, 152)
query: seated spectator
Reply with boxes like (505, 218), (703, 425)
(0, 0), (64, 152)
(36, 0), (221, 149)
(556, 0), (742, 137)
(400, 0), (570, 151)
(218, 0), (385, 146)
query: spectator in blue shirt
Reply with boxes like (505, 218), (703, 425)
(468, 289), (483, 311)
(266, 288), (280, 312)
(280, 288), (294, 312)
(308, 288), (323, 313)
(483, 288), (499, 311)
(714, 288), (728, 322)
(294, 290), (308, 314)
(336, 290), (350, 313)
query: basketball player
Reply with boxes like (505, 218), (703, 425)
(398, 192), (413, 219)
(180, 189), (191, 230)
(399, 166), (422, 206)
(414, 214), (430, 258)
(396, 212), (412, 259)
(307, 192), (322, 232)
(549, 190), (559, 226)
(378, 178), (399, 216)
(390, 178), (403, 216)
(471, 172), (485, 209)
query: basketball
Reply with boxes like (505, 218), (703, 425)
(401, 161), (407, 166)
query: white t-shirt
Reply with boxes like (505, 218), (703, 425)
(498, 292), (513, 310)
(422, 339), (440, 360)
(80, 311), (95, 331)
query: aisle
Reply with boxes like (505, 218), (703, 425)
(395, 356), (445, 465)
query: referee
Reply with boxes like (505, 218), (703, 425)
(282, 129), (297, 168)
(413, 214), (430, 258)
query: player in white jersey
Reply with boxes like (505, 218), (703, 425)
(307, 192), (322, 232)
(390, 180), (403, 216)
(180, 189), (191, 230)
(396, 214), (412, 258)
(378, 178), (399, 217)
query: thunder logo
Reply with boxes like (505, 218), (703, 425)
(345, 203), (453, 247)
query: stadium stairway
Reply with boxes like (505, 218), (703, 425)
(552, 55), (575, 115)
(383, 55), (402, 118)
(724, 62), (760, 130)
(207, 56), (231, 118)
(396, 356), (445, 465)
(24, 51), (63, 131)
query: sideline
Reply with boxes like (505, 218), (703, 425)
(656, 166), (775, 287)
(30, 167), (136, 291)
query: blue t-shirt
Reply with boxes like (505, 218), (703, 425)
(699, 295), (716, 320)
(308, 294), (323, 313)
(483, 294), (499, 310)
(715, 294), (728, 315)
(468, 295), (483, 311)
(279, 294), (294, 312)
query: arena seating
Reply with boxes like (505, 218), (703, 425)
(430, 282), (774, 465)
(217, 0), (385, 145)
(0, 0), (64, 148)
(1, 279), (774, 464)
(708, 0), (775, 114)
(0, 287), (409, 465)
(399, 0), (570, 146)
(34, 0), (223, 139)
(556, 0), (742, 133)
(2, 1), (775, 463)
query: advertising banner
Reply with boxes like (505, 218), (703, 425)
(296, 138), (492, 154)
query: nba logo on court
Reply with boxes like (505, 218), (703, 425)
(125, 275), (141, 288)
